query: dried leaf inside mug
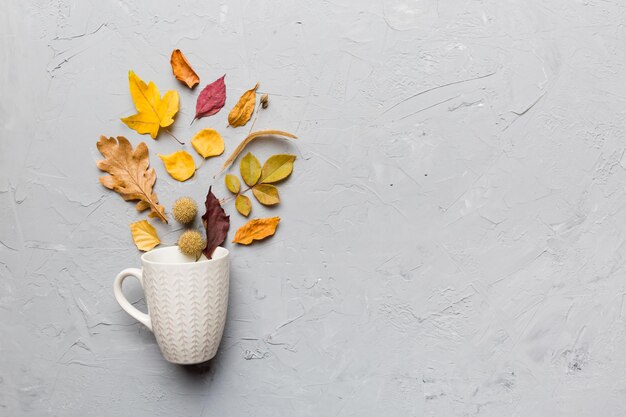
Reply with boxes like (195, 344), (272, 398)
(228, 83), (258, 127)
(130, 220), (161, 251)
(202, 187), (230, 259)
(233, 217), (280, 245)
(96, 135), (167, 223)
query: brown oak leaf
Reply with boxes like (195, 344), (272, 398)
(96, 135), (167, 223)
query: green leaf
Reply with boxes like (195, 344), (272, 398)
(261, 154), (296, 183)
(240, 152), (261, 187)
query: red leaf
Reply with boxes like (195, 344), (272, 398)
(201, 186), (230, 259)
(194, 75), (226, 120)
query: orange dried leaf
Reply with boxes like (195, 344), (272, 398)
(228, 83), (259, 127)
(96, 136), (167, 223)
(170, 49), (199, 88)
(233, 217), (280, 245)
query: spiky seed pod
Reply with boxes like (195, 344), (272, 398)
(178, 230), (206, 260)
(172, 197), (197, 224)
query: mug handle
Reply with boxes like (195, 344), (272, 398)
(113, 268), (152, 331)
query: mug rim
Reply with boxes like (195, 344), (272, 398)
(141, 245), (229, 266)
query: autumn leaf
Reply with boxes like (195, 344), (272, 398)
(235, 194), (251, 217)
(228, 83), (259, 127)
(240, 152), (261, 187)
(96, 136), (167, 223)
(261, 154), (296, 183)
(170, 49), (199, 88)
(252, 184), (280, 205)
(121, 71), (179, 139)
(191, 129), (224, 158)
(195, 75), (226, 121)
(220, 130), (297, 174)
(202, 187), (230, 259)
(225, 174), (241, 194)
(233, 217), (280, 245)
(130, 220), (160, 251)
(159, 150), (196, 182)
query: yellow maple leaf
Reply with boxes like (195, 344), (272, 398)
(121, 71), (179, 139)
(130, 220), (160, 251)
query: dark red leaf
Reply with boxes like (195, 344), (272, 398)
(202, 186), (230, 259)
(194, 75), (226, 120)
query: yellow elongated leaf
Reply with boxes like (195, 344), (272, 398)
(240, 152), (261, 187)
(159, 150), (196, 181)
(191, 128), (224, 158)
(225, 174), (240, 194)
(219, 130), (297, 174)
(233, 217), (280, 245)
(235, 194), (251, 217)
(130, 220), (160, 251)
(252, 184), (280, 206)
(121, 71), (179, 139)
(228, 83), (259, 127)
(261, 154), (296, 183)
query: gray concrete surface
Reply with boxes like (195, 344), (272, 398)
(3, 0), (626, 415)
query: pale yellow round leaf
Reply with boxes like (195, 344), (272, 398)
(225, 174), (241, 194)
(261, 154), (296, 183)
(235, 194), (251, 216)
(191, 128), (224, 158)
(240, 152), (261, 187)
(130, 220), (161, 251)
(158, 150), (196, 181)
(252, 184), (280, 206)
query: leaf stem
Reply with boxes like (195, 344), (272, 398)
(165, 129), (184, 145)
(219, 186), (252, 205)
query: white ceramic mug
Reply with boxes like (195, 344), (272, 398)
(113, 246), (230, 364)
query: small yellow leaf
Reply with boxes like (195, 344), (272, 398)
(159, 150), (196, 181)
(235, 194), (251, 216)
(233, 217), (280, 245)
(240, 152), (261, 187)
(225, 174), (240, 194)
(252, 184), (280, 206)
(261, 154), (296, 184)
(228, 83), (259, 127)
(121, 71), (179, 139)
(130, 220), (160, 251)
(191, 128), (224, 158)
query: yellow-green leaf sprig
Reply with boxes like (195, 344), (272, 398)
(224, 152), (295, 216)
